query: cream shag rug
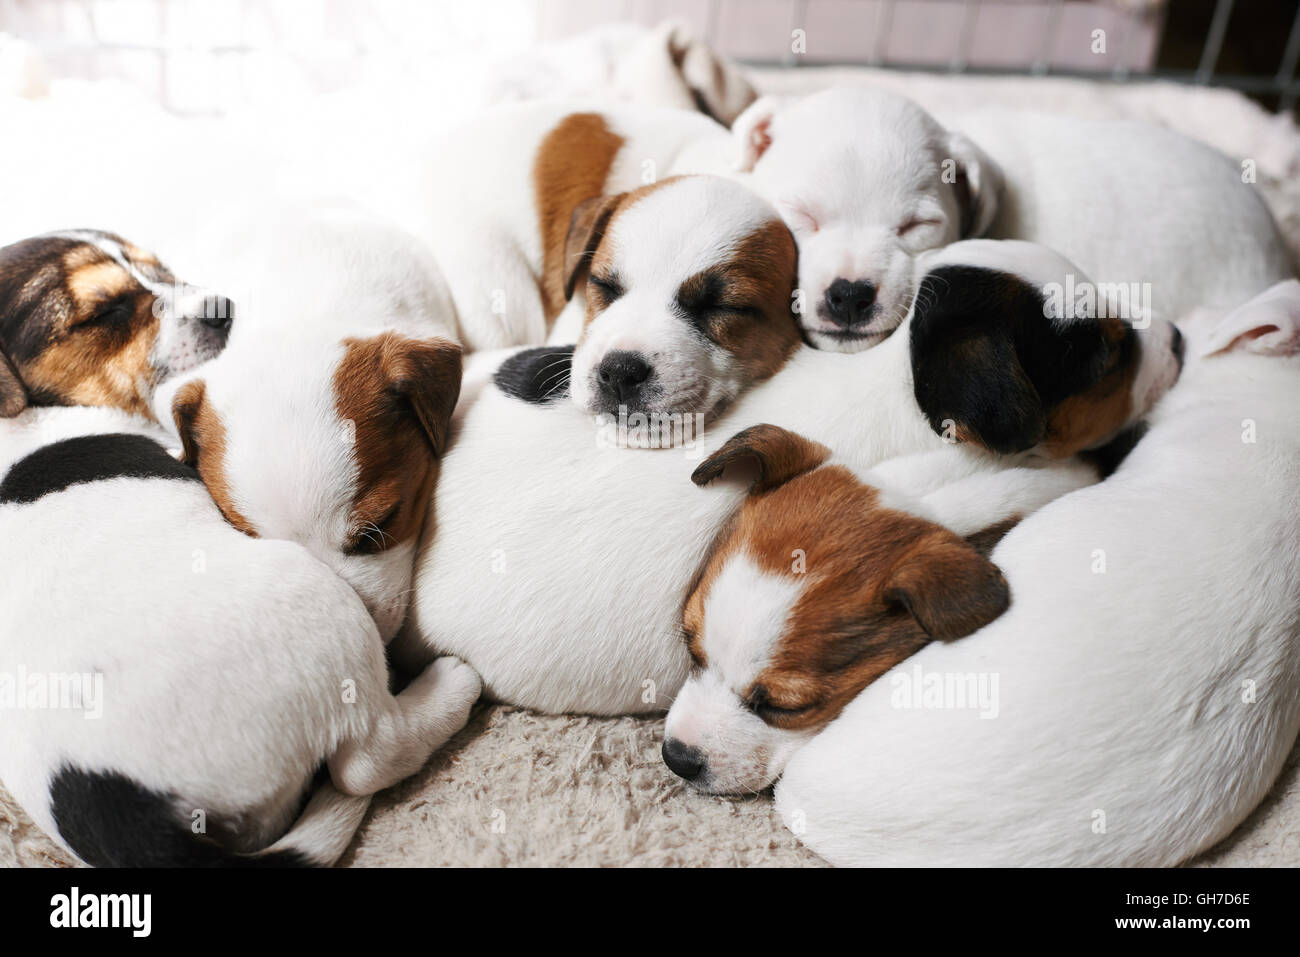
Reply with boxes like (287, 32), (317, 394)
(4, 63), (1300, 869)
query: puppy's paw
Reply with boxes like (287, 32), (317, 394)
(427, 655), (483, 705)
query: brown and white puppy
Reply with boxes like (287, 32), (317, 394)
(165, 325), (461, 641)
(495, 174), (801, 443)
(0, 230), (232, 419)
(662, 424), (1012, 794)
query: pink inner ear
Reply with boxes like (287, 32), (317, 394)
(1241, 325), (1280, 341)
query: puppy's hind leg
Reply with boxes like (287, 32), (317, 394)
(328, 657), (482, 797)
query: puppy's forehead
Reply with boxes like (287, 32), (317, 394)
(603, 177), (778, 279)
(702, 553), (805, 685)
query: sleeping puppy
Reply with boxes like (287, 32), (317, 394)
(0, 230), (232, 419)
(733, 87), (1292, 351)
(498, 174), (799, 442)
(0, 405), (480, 867)
(155, 204), (465, 641)
(775, 280), (1300, 866)
(165, 326), (461, 643)
(399, 240), (1180, 715)
(662, 424), (1013, 793)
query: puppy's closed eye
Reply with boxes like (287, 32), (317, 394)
(73, 298), (134, 331)
(343, 504), (401, 557)
(897, 218), (942, 238)
(588, 273), (624, 306)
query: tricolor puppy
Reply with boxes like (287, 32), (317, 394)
(497, 174), (800, 435)
(775, 280), (1300, 867)
(733, 87), (1292, 351)
(0, 405), (480, 867)
(909, 240), (1184, 457)
(401, 240), (1179, 715)
(0, 230), (233, 419)
(165, 325), (462, 642)
(662, 424), (1011, 794)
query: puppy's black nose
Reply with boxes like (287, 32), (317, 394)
(1171, 324), (1185, 366)
(823, 278), (877, 327)
(596, 351), (652, 406)
(662, 737), (706, 781)
(198, 296), (236, 334)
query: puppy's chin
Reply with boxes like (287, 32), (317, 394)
(686, 762), (781, 796)
(803, 325), (890, 353)
(589, 395), (714, 450)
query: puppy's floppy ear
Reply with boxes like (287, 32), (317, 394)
(909, 266), (1047, 454)
(885, 538), (1010, 641)
(945, 130), (1003, 237)
(732, 95), (796, 171)
(1199, 279), (1300, 358)
(692, 423), (829, 493)
(384, 335), (463, 457)
(171, 379), (207, 467)
(0, 348), (28, 418)
(562, 194), (622, 301)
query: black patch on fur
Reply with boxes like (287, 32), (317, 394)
(0, 433), (200, 505)
(493, 345), (575, 404)
(910, 265), (1117, 455)
(49, 766), (312, 868)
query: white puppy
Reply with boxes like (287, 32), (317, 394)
(0, 405), (480, 866)
(774, 280), (1300, 867)
(398, 240), (1182, 714)
(732, 87), (1293, 351)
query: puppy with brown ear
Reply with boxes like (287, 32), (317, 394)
(661, 424), (1012, 794)
(0, 229), (233, 420)
(163, 325), (463, 644)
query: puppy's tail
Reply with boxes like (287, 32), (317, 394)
(49, 766), (370, 868)
(252, 783), (372, 867)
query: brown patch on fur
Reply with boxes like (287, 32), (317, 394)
(65, 261), (134, 308)
(172, 379), (257, 536)
(687, 426), (1010, 734)
(534, 113), (626, 320)
(0, 233), (179, 418)
(578, 178), (685, 330)
(684, 219), (800, 383)
(964, 515), (1021, 558)
(333, 332), (462, 554)
(1042, 319), (1138, 457)
(22, 296), (160, 418)
(692, 423), (828, 493)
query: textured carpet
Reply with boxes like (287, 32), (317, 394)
(3, 704), (1296, 867)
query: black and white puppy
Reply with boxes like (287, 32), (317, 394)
(0, 406), (480, 867)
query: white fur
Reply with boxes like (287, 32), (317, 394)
(152, 204), (461, 641)
(0, 406), (480, 865)
(399, 240), (1167, 714)
(569, 176), (783, 424)
(774, 280), (1300, 867)
(732, 88), (1293, 351)
(347, 100), (732, 352)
